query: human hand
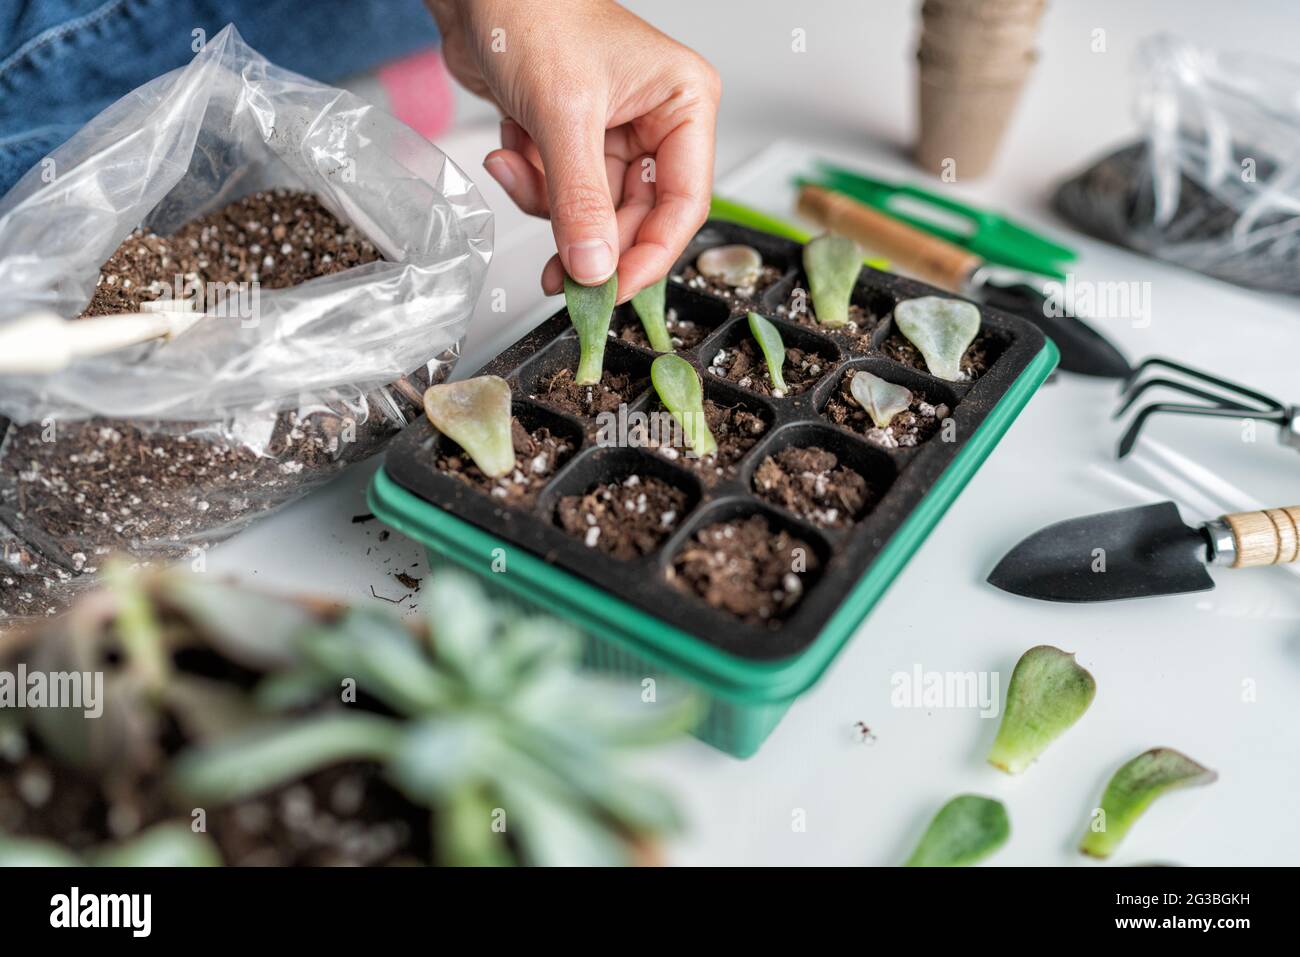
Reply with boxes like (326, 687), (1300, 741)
(428, 0), (720, 300)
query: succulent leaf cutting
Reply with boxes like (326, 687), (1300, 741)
(894, 296), (980, 381)
(802, 234), (862, 328)
(564, 274), (619, 385)
(632, 277), (673, 353)
(848, 370), (913, 429)
(651, 354), (718, 458)
(746, 311), (788, 394)
(423, 376), (515, 478)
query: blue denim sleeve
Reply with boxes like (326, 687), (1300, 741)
(0, 0), (440, 195)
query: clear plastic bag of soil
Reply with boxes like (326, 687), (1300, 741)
(1053, 35), (1300, 295)
(0, 25), (492, 620)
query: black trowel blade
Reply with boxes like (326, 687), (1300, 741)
(988, 501), (1215, 603)
(978, 281), (1132, 380)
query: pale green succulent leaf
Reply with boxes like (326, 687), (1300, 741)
(495, 777), (633, 867)
(849, 370), (913, 428)
(803, 234), (862, 328)
(0, 832), (83, 866)
(159, 577), (314, 670)
(423, 375), (515, 478)
(92, 823), (222, 867)
(988, 645), (1096, 774)
(1080, 748), (1217, 859)
(297, 610), (452, 715)
(894, 296), (980, 381)
(697, 244), (762, 288)
(172, 713), (403, 804)
(631, 277), (672, 352)
(564, 274), (619, 384)
(904, 794), (1010, 867)
(651, 354), (717, 457)
(747, 311), (788, 393)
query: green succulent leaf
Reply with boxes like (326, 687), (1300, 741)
(423, 375), (515, 478)
(747, 312), (788, 393)
(564, 274), (619, 384)
(651, 354), (717, 457)
(172, 713), (403, 804)
(697, 244), (762, 288)
(849, 370), (913, 428)
(1080, 748), (1217, 859)
(0, 832), (82, 866)
(160, 577), (316, 670)
(988, 645), (1096, 774)
(803, 234), (862, 328)
(894, 296), (980, 381)
(631, 277), (673, 353)
(904, 794), (1010, 867)
(92, 822), (222, 867)
(297, 610), (453, 715)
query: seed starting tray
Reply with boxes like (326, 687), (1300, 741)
(371, 220), (1057, 756)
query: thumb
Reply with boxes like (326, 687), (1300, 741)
(532, 112), (618, 286)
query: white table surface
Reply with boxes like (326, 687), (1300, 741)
(211, 0), (1300, 865)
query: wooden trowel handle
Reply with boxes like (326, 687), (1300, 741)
(1222, 507), (1300, 568)
(797, 184), (981, 292)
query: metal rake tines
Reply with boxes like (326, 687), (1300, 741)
(1114, 357), (1298, 459)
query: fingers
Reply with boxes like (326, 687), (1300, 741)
(529, 109), (621, 286)
(484, 148), (549, 217)
(626, 100), (716, 291)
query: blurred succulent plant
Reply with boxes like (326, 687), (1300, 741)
(746, 312), (788, 395)
(12, 562), (309, 780)
(171, 570), (698, 866)
(651, 354), (718, 458)
(565, 274), (619, 385)
(803, 234), (862, 328)
(0, 822), (220, 866)
(632, 277), (673, 353)
(423, 376), (516, 478)
(894, 297), (980, 381)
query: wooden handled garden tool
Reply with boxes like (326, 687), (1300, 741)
(796, 183), (1132, 379)
(988, 501), (1300, 603)
(0, 302), (202, 374)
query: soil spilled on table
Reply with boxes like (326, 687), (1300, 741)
(822, 369), (949, 450)
(669, 514), (819, 626)
(617, 307), (712, 352)
(705, 339), (829, 397)
(753, 447), (873, 528)
(435, 419), (575, 506)
(533, 368), (646, 418)
(651, 398), (767, 480)
(556, 474), (687, 560)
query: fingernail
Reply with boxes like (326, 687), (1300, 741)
(484, 156), (515, 192)
(567, 240), (614, 283)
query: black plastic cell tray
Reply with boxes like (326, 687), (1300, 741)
(384, 221), (1046, 661)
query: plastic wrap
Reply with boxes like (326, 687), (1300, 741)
(1053, 35), (1300, 294)
(0, 25), (492, 620)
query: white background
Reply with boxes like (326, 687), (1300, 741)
(212, 1), (1300, 865)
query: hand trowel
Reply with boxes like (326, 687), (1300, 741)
(988, 501), (1300, 603)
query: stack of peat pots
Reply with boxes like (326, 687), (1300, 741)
(915, 0), (1047, 178)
